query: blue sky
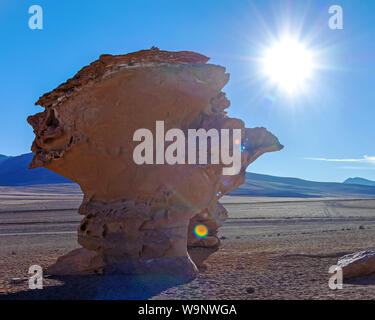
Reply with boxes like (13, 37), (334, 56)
(1, 0), (374, 182)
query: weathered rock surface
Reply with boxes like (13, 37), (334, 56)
(28, 47), (283, 278)
(338, 250), (375, 279)
(46, 248), (104, 276)
(187, 202), (227, 269)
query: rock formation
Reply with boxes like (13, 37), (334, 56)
(28, 48), (283, 278)
(337, 250), (375, 279)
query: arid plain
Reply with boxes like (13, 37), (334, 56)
(0, 184), (374, 299)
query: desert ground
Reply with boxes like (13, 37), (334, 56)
(0, 185), (374, 299)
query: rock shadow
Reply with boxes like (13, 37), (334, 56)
(345, 274), (375, 286)
(0, 273), (191, 300)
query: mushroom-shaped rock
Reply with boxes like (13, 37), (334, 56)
(28, 48), (283, 278)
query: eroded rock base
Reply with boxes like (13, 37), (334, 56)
(47, 248), (198, 280)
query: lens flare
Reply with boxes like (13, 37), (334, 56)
(194, 224), (208, 239)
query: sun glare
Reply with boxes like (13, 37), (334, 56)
(262, 38), (314, 93)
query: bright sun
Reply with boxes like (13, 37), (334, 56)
(262, 38), (314, 93)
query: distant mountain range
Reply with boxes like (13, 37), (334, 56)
(0, 154), (10, 164)
(0, 153), (72, 186)
(1, 153), (375, 198)
(230, 172), (375, 198)
(343, 177), (375, 187)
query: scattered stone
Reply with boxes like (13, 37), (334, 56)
(337, 250), (375, 279)
(246, 287), (255, 294)
(10, 277), (28, 285)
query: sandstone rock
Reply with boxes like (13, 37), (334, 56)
(46, 248), (104, 275)
(28, 48), (283, 277)
(337, 250), (375, 279)
(187, 202), (227, 268)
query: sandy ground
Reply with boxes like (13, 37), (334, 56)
(0, 188), (374, 300)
